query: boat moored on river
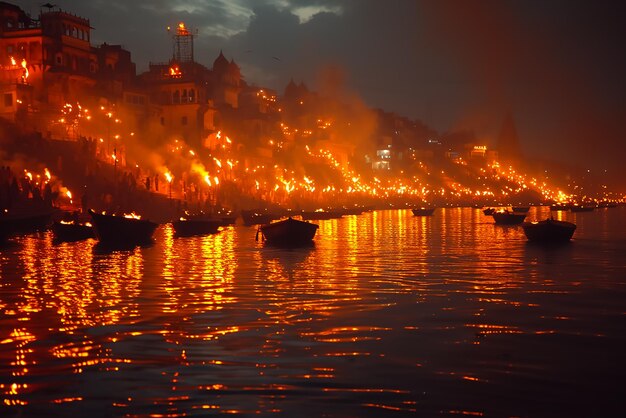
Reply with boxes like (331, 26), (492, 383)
(172, 216), (221, 236)
(89, 209), (158, 245)
(492, 210), (526, 225)
(412, 207), (436, 216)
(52, 220), (95, 241)
(257, 217), (318, 246)
(522, 218), (576, 243)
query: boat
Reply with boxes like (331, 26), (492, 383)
(257, 217), (319, 246)
(52, 220), (95, 241)
(512, 206), (530, 213)
(172, 216), (221, 236)
(412, 207), (435, 216)
(492, 210), (526, 225)
(0, 210), (53, 239)
(339, 205), (365, 216)
(483, 207), (496, 216)
(241, 209), (281, 226)
(88, 209), (158, 245)
(522, 218), (576, 243)
(300, 209), (343, 220)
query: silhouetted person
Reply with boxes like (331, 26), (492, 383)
(43, 183), (53, 207)
(81, 191), (89, 213)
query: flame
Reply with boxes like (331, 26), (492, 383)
(123, 212), (141, 219)
(169, 65), (182, 78)
(165, 172), (173, 183)
(66, 190), (72, 199)
(177, 22), (189, 35)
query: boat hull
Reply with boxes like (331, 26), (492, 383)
(412, 208), (435, 216)
(492, 212), (526, 225)
(52, 222), (95, 242)
(0, 212), (53, 237)
(522, 219), (576, 243)
(259, 218), (318, 246)
(89, 210), (158, 245)
(172, 219), (220, 236)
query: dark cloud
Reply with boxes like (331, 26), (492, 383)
(16, 0), (626, 180)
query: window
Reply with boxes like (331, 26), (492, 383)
(173, 90), (180, 104)
(4, 93), (13, 107)
(189, 89), (195, 103)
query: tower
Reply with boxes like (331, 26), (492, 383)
(169, 22), (196, 63)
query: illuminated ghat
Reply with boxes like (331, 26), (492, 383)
(0, 1), (622, 217)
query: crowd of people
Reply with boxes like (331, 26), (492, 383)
(0, 166), (57, 211)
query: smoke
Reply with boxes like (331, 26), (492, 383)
(315, 63), (378, 151)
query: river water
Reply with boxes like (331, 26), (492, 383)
(1, 207), (624, 417)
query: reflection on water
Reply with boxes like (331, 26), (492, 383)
(1, 207), (625, 416)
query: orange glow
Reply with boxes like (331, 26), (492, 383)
(20, 58), (28, 80)
(169, 65), (182, 78)
(177, 21), (188, 35)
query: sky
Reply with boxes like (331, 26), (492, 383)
(17, 0), (626, 185)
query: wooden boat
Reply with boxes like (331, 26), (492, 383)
(52, 220), (95, 241)
(483, 207), (496, 216)
(257, 217), (318, 246)
(492, 210), (526, 225)
(241, 209), (281, 226)
(522, 218), (576, 243)
(512, 206), (530, 213)
(89, 209), (158, 245)
(172, 216), (221, 236)
(0, 210), (53, 239)
(300, 209), (343, 220)
(412, 207), (435, 216)
(339, 205), (365, 216)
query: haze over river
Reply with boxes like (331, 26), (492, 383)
(1, 207), (624, 417)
